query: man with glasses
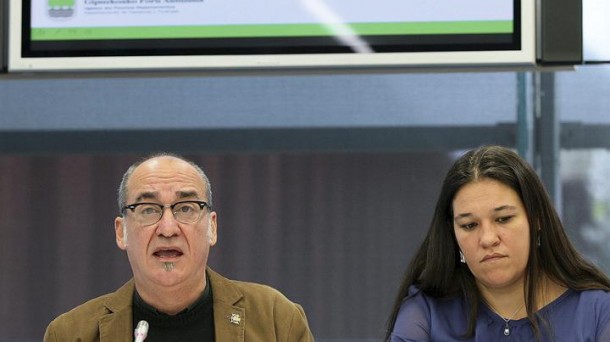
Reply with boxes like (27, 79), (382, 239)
(44, 153), (314, 341)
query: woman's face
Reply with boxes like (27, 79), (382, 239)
(452, 178), (531, 292)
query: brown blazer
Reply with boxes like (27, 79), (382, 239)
(43, 268), (314, 341)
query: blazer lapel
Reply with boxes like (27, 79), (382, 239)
(209, 268), (246, 342)
(99, 308), (132, 342)
(99, 280), (135, 342)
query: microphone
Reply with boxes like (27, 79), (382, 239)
(134, 320), (149, 342)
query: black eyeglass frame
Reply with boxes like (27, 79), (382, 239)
(121, 200), (212, 225)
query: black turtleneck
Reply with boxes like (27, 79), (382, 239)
(132, 277), (215, 342)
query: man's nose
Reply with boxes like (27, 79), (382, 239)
(156, 208), (181, 237)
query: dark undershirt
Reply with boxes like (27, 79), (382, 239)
(132, 276), (215, 342)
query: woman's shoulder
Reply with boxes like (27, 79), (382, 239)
(577, 288), (610, 298)
(568, 288), (610, 306)
(546, 288), (610, 325)
(574, 288), (610, 313)
(400, 285), (466, 318)
(543, 288), (610, 339)
(391, 286), (468, 341)
(406, 285), (463, 301)
(547, 288), (610, 310)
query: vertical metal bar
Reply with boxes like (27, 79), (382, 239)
(534, 72), (562, 214)
(516, 72), (533, 164)
(0, 0), (6, 71)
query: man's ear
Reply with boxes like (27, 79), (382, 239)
(208, 212), (218, 246)
(115, 216), (128, 250)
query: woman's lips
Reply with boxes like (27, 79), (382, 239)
(481, 253), (506, 263)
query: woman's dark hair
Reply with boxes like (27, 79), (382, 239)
(385, 145), (610, 340)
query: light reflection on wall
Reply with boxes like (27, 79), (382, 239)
(561, 149), (610, 274)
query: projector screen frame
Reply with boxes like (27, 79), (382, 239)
(8, 0), (537, 72)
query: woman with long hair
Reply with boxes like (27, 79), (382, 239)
(386, 145), (610, 341)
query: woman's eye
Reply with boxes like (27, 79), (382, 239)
(461, 222), (477, 230)
(497, 216), (514, 223)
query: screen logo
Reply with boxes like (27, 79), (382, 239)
(48, 0), (75, 18)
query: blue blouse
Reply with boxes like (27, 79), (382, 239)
(391, 286), (610, 342)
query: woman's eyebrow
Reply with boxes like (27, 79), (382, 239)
(494, 205), (517, 212)
(454, 212), (473, 221)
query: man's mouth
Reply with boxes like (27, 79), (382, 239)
(153, 248), (183, 260)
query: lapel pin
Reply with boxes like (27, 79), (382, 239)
(229, 313), (241, 325)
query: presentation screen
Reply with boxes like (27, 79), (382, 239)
(8, 0), (535, 72)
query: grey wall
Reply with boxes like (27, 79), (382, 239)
(0, 73), (519, 131)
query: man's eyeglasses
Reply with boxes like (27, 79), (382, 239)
(121, 200), (211, 226)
